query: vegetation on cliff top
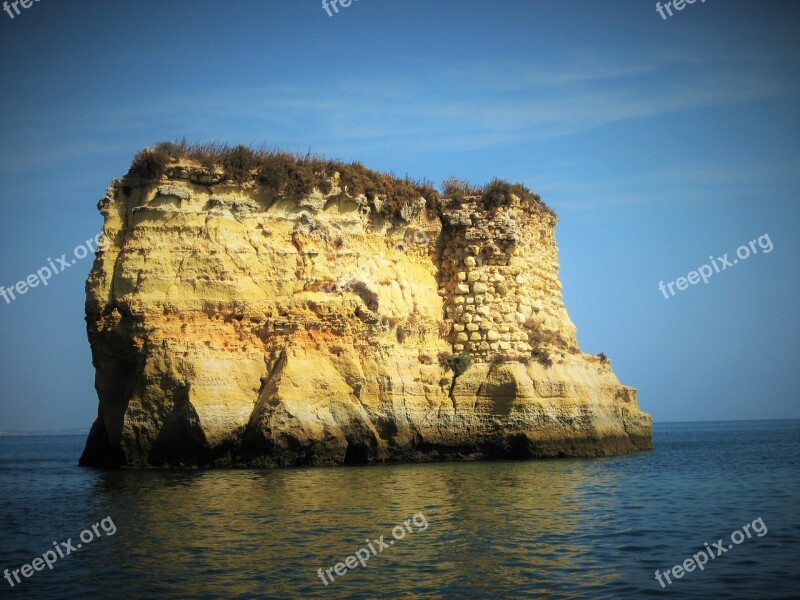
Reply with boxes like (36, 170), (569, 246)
(125, 141), (555, 220)
(441, 176), (554, 218)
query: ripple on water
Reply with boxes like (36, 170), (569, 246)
(0, 424), (798, 598)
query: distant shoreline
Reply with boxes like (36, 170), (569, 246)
(0, 429), (89, 437)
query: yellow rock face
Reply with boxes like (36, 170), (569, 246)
(80, 161), (651, 468)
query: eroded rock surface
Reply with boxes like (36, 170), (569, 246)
(80, 161), (651, 468)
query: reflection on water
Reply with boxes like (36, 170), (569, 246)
(1, 421), (799, 599)
(82, 460), (625, 598)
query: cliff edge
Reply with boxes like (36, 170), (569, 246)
(80, 145), (652, 468)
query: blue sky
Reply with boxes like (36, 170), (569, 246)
(0, 0), (798, 430)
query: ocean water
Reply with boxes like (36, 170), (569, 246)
(0, 421), (798, 599)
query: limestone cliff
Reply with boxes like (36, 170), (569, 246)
(80, 151), (651, 468)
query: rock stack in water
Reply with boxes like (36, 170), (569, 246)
(80, 147), (652, 468)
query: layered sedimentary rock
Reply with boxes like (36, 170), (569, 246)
(80, 158), (651, 468)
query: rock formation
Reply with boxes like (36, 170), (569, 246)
(80, 150), (652, 468)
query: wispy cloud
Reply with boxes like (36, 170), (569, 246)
(1, 44), (797, 170)
(537, 159), (800, 212)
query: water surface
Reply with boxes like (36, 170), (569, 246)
(1, 421), (798, 598)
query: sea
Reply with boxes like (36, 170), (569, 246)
(0, 420), (798, 599)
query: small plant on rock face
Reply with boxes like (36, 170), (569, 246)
(126, 148), (169, 181)
(528, 325), (567, 350)
(528, 325), (564, 369)
(448, 352), (472, 378)
(597, 352), (609, 364)
(490, 354), (509, 366)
